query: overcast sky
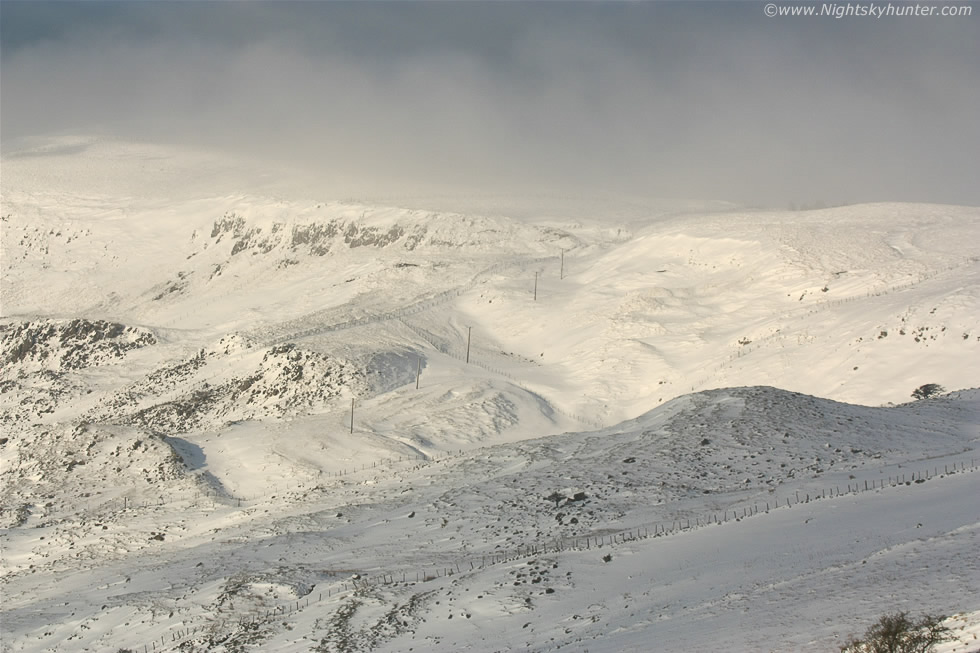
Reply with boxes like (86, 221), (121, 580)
(2, 1), (978, 207)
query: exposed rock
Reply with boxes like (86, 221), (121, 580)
(0, 319), (155, 371)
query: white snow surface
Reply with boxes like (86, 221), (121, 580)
(1, 139), (979, 652)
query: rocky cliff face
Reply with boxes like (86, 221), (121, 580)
(208, 211), (422, 262)
(1, 319), (156, 371)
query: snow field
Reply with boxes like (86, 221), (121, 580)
(2, 140), (979, 652)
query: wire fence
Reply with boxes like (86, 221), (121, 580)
(17, 237), (977, 651)
(134, 458), (977, 653)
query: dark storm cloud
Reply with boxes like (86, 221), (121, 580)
(2, 1), (978, 206)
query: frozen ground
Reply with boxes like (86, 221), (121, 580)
(1, 138), (978, 652)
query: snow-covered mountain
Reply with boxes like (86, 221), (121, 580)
(1, 140), (978, 652)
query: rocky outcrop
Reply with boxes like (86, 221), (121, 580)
(0, 319), (155, 372)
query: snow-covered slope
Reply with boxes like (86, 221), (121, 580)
(5, 141), (977, 421)
(1, 140), (978, 652)
(2, 387), (978, 652)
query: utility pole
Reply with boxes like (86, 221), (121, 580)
(560, 249), (565, 280)
(534, 272), (538, 301)
(416, 357), (421, 389)
(465, 326), (472, 364)
(350, 398), (354, 434)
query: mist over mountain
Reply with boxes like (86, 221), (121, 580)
(3, 1), (979, 207)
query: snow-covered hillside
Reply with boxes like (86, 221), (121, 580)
(1, 140), (978, 652)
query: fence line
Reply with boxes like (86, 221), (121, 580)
(140, 457), (976, 652)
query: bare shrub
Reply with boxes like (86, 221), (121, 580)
(841, 612), (951, 653)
